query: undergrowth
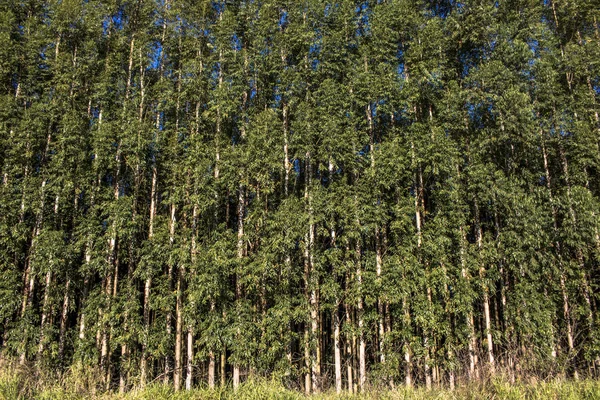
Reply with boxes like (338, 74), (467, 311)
(0, 361), (599, 399)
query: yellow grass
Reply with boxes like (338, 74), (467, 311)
(1, 361), (599, 400)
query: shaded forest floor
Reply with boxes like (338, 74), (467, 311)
(1, 363), (599, 400)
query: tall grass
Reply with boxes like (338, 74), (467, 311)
(1, 361), (599, 400)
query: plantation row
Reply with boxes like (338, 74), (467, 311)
(1, 0), (599, 394)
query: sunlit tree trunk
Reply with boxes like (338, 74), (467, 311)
(538, 125), (577, 379)
(474, 200), (495, 374)
(233, 186), (245, 390)
(140, 130), (157, 387)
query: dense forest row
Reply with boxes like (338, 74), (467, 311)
(1, 0), (600, 394)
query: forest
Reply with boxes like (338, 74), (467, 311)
(1, 0), (600, 396)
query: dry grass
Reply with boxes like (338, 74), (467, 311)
(0, 361), (599, 400)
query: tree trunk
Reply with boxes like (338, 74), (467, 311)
(19, 175), (47, 364)
(376, 226), (385, 365)
(37, 193), (60, 359)
(345, 302), (354, 394)
(331, 224), (342, 394)
(355, 238), (366, 392)
(304, 324), (311, 395)
(186, 327), (193, 390)
(174, 274), (182, 391)
(283, 102), (290, 197)
(460, 225), (478, 381)
(37, 270), (52, 357)
(233, 186), (245, 390)
(58, 278), (70, 360)
(403, 294), (412, 387)
(474, 200), (495, 374)
(208, 341), (216, 388)
(333, 306), (342, 394)
(172, 205), (183, 392)
(220, 348), (226, 388)
(538, 126), (577, 378)
(302, 154), (319, 393)
(140, 155), (157, 387)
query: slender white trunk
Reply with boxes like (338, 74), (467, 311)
(20, 179), (47, 364)
(333, 307), (342, 394)
(331, 224), (342, 394)
(304, 325), (311, 394)
(37, 270), (52, 356)
(283, 102), (290, 197)
(460, 226), (478, 381)
(375, 226), (386, 369)
(140, 160), (157, 388)
(58, 279), (70, 359)
(474, 201), (495, 373)
(233, 187), (245, 390)
(538, 125), (577, 378)
(38, 194), (60, 358)
(402, 292), (411, 387)
(186, 327), (193, 390)
(355, 238), (366, 392)
(174, 272), (182, 391)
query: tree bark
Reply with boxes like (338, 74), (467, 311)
(140, 148), (157, 388)
(173, 205), (184, 391)
(538, 125), (577, 378)
(233, 186), (245, 390)
(345, 302), (354, 394)
(355, 238), (366, 392)
(186, 327), (193, 390)
(37, 270), (52, 357)
(58, 278), (70, 360)
(474, 200), (495, 374)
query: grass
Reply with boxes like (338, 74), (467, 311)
(1, 362), (599, 400)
